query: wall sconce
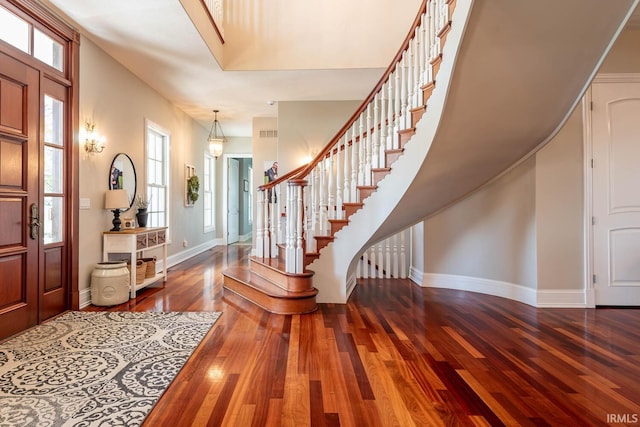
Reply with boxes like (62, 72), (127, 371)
(84, 121), (105, 154)
(207, 109), (226, 158)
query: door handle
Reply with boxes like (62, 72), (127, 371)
(30, 203), (40, 240)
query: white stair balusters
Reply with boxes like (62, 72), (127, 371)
(319, 158), (328, 235)
(343, 134), (351, 205)
(357, 112), (365, 187)
(255, 189), (265, 258)
(327, 151), (335, 221)
(274, 0), (450, 275)
(350, 125), (358, 200)
(364, 105), (373, 186)
(355, 228), (411, 279)
(336, 136), (344, 219)
(372, 92), (381, 170)
(269, 185), (277, 257)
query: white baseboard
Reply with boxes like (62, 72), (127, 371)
(346, 272), (357, 300)
(161, 238), (225, 271)
(80, 288), (92, 309)
(416, 272), (590, 308)
(409, 266), (423, 286)
(536, 289), (593, 308)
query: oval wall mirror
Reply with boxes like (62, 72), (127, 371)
(109, 153), (137, 209)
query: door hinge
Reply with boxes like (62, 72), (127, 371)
(593, 274), (597, 284)
(590, 101), (593, 111)
(591, 159), (594, 168)
(592, 216), (595, 226)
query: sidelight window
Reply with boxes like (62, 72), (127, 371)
(43, 95), (65, 244)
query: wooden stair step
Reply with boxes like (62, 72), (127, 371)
(385, 148), (404, 167)
(223, 267), (318, 315)
(357, 185), (378, 202)
(372, 167), (391, 185)
(410, 106), (426, 128)
(421, 81), (435, 103)
(430, 54), (443, 77)
(343, 202), (364, 219)
(304, 252), (320, 267)
(328, 218), (349, 235)
(249, 256), (314, 292)
(438, 22), (452, 48)
(314, 235), (334, 251)
(398, 128), (415, 147)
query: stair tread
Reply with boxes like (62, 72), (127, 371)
(328, 218), (349, 224)
(315, 235), (335, 241)
(357, 185), (378, 190)
(372, 167), (391, 172)
(421, 81), (435, 90)
(250, 256), (314, 277)
(224, 267), (318, 298)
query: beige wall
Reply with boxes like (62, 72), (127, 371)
(277, 100), (361, 174)
(422, 158), (538, 288)
(535, 108), (584, 290)
(223, 0), (422, 70)
(79, 37), (217, 293)
(599, 28), (640, 73)
(415, 27), (640, 295)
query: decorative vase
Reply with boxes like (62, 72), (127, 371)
(136, 208), (148, 228)
(91, 261), (130, 306)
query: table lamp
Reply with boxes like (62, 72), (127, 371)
(105, 189), (130, 231)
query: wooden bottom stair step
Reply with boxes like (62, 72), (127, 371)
(223, 266), (318, 314)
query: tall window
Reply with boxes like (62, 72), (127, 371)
(43, 94), (65, 244)
(145, 121), (170, 231)
(203, 153), (215, 232)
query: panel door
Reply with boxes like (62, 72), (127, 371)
(228, 158), (240, 244)
(0, 52), (40, 339)
(592, 81), (640, 306)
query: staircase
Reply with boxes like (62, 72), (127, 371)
(223, 0), (639, 313)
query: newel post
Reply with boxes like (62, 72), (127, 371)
(286, 179), (307, 274)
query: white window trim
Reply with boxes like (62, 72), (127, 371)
(144, 118), (171, 242)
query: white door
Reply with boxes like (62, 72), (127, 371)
(227, 158), (240, 244)
(592, 80), (640, 306)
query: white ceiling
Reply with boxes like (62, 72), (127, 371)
(41, 0), (419, 137)
(40, 0), (640, 137)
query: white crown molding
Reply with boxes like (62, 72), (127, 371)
(593, 73), (640, 83)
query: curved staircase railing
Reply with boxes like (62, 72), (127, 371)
(256, 0), (455, 274)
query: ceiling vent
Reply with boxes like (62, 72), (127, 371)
(259, 130), (278, 138)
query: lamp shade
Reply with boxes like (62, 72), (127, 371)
(105, 189), (130, 210)
(207, 110), (225, 158)
(208, 137), (224, 158)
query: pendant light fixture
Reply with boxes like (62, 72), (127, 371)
(207, 109), (226, 158)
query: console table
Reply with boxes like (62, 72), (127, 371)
(103, 227), (168, 299)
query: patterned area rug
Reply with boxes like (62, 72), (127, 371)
(0, 311), (221, 426)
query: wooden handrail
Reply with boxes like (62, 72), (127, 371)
(293, 0), (430, 180)
(258, 163), (308, 191)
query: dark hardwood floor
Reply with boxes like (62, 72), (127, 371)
(86, 244), (640, 426)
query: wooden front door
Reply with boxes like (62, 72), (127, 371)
(0, 51), (40, 338)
